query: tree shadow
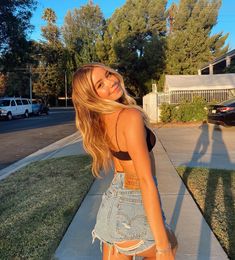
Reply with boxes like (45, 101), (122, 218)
(179, 124), (235, 259)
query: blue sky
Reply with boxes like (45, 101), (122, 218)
(30, 0), (235, 50)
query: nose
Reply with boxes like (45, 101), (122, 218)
(104, 77), (118, 88)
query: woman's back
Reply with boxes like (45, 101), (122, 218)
(101, 108), (156, 176)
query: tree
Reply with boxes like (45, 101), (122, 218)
(0, 0), (37, 63)
(0, 0), (37, 97)
(33, 64), (64, 104)
(62, 1), (105, 65)
(0, 73), (8, 96)
(32, 8), (66, 104)
(166, 0), (229, 75)
(97, 0), (167, 97)
(41, 8), (61, 47)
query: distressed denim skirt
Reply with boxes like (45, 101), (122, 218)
(92, 172), (168, 256)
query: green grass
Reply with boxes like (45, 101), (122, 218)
(0, 155), (94, 260)
(176, 166), (235, 260)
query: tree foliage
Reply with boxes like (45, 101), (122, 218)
(0, 0), (37, 63)
(32, 8), (66, 103)
(62, 1), (105, 66)
(96, 0), (167, 96)
(41, 8), (61, 47)
(166, 0), (229, 75)
(0, 73), (8, 96)
(1, 0), (230, 100)
(0, 0), (37, 97)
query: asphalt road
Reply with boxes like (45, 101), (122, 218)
(0, 108), (77, 170)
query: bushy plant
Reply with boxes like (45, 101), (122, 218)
(159, 96), (208, 123)
(159, 103), (175, 122)
(173, 96), (207, 122)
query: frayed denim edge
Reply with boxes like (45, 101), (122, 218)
(92, 229), (157, 260)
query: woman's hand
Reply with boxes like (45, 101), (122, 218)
(156, 249), (175, 260)
(155, 227), (178, 259)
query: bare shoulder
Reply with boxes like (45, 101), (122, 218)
(120, 108), (144, 132)
(121, 107), (143, 123)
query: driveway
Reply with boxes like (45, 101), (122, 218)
(156, 123), (235, 170)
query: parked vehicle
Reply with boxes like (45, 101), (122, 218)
(207, 97), (235, 126)
(32, 99), (49, 115)
(0, 97), (32, 120)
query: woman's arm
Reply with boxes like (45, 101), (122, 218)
(122, 108), (170, 249)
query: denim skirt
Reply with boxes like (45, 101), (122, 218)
(92, 172), (168, 256)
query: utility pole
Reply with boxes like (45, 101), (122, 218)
(64, 70), (68, 107)
(29, 66), (32, 104)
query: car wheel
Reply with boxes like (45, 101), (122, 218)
(224, 122), (232, 128)
(7, 112), (12, 120)
(24, 110), (29, 118)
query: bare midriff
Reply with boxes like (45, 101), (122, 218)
(112, 150), (156, 176)
(111, 151), (156, 190)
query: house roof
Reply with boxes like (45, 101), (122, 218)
(164, 74), (235, 91)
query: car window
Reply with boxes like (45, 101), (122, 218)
(220, 98), (235, 106)
(11, 100), (16, 106)
(22, 100), (28, 105)
(0, 100), (10, 106)
(16, 99), (22, 105)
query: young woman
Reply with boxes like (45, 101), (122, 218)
(72, 63), (177, 260)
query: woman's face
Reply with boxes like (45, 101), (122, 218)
(91, 67), (124, 101)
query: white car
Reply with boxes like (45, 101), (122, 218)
(0, 97), (32, 120)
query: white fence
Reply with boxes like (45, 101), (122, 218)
(143, 89), (235, 123)
(157, 89), (235, 105)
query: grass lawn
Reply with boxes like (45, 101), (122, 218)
(0, 155), (94, 260)
(176, 166), (235, 260)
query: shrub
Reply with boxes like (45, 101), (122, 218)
(159, 103), (175, 122)
(172, 96), (207, 122)
(159, 96), (208, 123)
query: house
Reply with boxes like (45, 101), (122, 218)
(164, 74), (235, 104)
(199, 49), (235, 75)
(164, 74), (235, 92)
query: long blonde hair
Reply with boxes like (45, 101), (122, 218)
(72, 63), (150, 177)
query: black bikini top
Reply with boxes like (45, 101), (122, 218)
(110, 109), (156, 161)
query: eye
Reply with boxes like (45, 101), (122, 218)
(106, 71), (112, 78)
(97, 82), (104, 89)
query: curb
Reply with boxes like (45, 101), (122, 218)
(0, 132), (82, 181)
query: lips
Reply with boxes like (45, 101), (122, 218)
(113, 86), (120, 92)
(112, 85), (121, 93)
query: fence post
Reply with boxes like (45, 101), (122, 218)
(143, 91), (158, 123)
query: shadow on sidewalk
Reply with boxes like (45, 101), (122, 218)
(173, 123), (235, 259)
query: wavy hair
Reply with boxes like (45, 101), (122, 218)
(72, 63), (150, 177)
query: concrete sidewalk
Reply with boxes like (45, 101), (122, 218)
(0, 128), (228, 259)
(53, 131), (228, 260)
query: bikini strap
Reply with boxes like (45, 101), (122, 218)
(115, 108), (125, 150)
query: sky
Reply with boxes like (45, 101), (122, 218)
(30, 0), (235, 51)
